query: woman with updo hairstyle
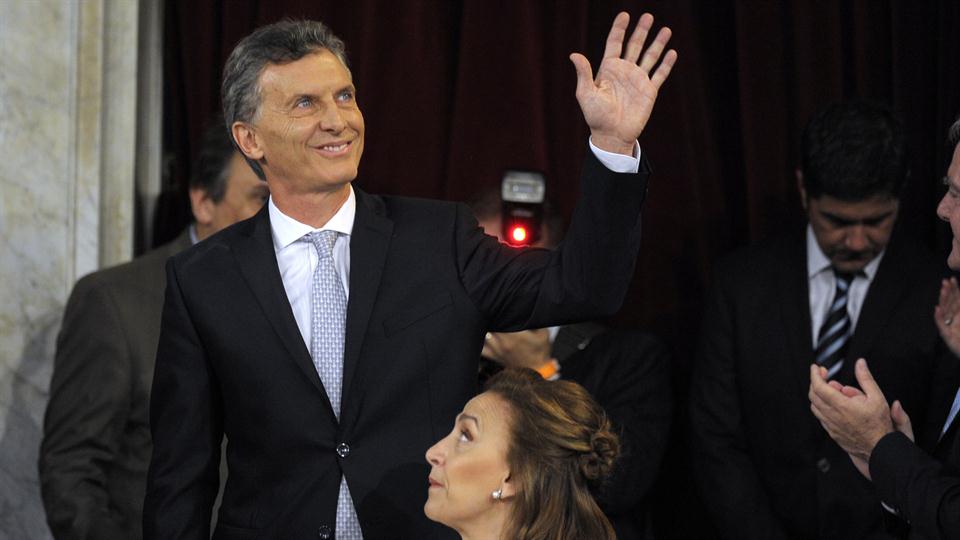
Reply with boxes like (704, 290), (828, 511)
(425, 368), (620, 540)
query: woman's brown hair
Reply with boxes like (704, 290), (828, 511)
(485, 368), (620, 540)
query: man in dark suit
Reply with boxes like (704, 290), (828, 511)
(144, 14), (676, 540)
(470, 191), (672, 540)
(690, 101), (948, 540)
(810, 116), (960, 540)
(39, 122), (267, 540)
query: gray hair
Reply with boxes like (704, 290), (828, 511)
(221, 19), (349, 179)
(950, 116), (960, 148)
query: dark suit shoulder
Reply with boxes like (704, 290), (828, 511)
(72, 233), (189, 299)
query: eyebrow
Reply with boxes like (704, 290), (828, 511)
(820, 209), (894, 225)
(456, 413), (480, 429)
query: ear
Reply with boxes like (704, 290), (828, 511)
(232, 121), (264, 161)
(189, 187), (216, 226)
(796, 169), (808, 211)
(499, 472), (517, 499)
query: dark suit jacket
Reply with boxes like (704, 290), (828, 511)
(870, 376), (960, 539)
(41, 232), (191, 540)
(144, 152), (649, 540)
(690, 228), (948, 540)
(553, 324), (672, 540)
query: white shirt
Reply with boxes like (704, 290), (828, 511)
(806, 225), (884, 347)
(270, 139), (640, 350)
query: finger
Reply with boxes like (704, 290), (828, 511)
(602, 12), (630, 59)
(853, 358), (884, 399)
(649, 49), (678, 89)
(638, 26), (672, 74)
(840, 385), (864, 398)
(828, 380), (844, 391)
(891, 400), (914, 440)
(569, 53), (594, 98)
(622, 12), (653, 64)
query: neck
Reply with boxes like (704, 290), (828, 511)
(270, 183), (350, 228)
(457, 508), (509, 540)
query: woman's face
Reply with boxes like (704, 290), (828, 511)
(424, 392), (514, 530)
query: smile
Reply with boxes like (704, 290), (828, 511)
(313, 141), (352, 156)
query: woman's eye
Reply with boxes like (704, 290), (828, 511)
(458, 430), (471, 443)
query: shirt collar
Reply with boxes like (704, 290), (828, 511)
(806, 223), (884, 280)
(269, 185), (356, 250)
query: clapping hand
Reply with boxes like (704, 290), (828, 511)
(570, 12), (678, 155)
(935, 276), (960, 356)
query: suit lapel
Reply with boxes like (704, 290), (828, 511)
(340, 188), (393, 423)
(780, 233), (815, 400)
(843, 241), (910, 378)
(233, 206), (334, 412)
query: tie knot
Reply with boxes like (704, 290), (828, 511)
(833, 270), (856, 291)
(306, 230), (338, 259)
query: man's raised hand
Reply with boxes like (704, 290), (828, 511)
(570, 12), (678, 155)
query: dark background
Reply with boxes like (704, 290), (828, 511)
(155, 1), (960, 537)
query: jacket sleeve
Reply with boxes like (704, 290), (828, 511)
(689, 268), (790, 540)
(143, 259), (223, 540)
(870, 431), (960, 540)
(39, 276), (131, 539)
(456, 150), (649, 330)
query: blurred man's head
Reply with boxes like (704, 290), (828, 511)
(798, 101), (907, 273)
(189, 120), (269, 240)
(468, 188), (564, 249)
(936, 116), (960, 270)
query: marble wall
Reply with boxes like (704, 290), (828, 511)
(0, 1), (146, 537)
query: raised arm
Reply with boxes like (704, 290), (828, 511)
(570, 12), (678, 155)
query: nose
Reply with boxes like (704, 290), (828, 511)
(319, 99), (346, 133)
(937, 193), (952, 223)
(425, 440), (444, 466)
(845, 224), (869, 252)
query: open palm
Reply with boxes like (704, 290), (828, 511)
(571, 12), (678, 154)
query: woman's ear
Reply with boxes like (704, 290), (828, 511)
(499, 472), (517, 499)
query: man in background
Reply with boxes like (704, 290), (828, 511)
(810, 115), (960, 540)
(39, 121), (267, 540)
(470, 189), (672, 540)
(691, 101), (947, 539)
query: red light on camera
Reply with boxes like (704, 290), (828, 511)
(511, 226), (527, 243)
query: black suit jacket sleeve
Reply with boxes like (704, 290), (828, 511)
(458, 152), (648, 330)
(690, 266), (789, 540)
(870, 432), (960, 540)
(143, 261), (223, 540)
(40, 276), (132, 539)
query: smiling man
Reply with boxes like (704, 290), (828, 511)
(144, 15), (676, 540)
(691, 101), (948, 540)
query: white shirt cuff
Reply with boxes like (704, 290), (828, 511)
(588, 137), (641, 173)
(881, 501), (901, 516)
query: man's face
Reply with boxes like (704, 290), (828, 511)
(936, 143), (960, 270)
(804, 193), (899, 273)
(243, 49), (364, 195)
(209, 153), (270, 233)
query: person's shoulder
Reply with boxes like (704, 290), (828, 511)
(883, 229), (944, 280)
(713, 231), (803, 280)
(73, 233), (190, 295)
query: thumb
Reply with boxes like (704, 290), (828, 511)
(854, 358), (884, 398)
(569, 53), (594, 97)
(891, 400), (915, 442)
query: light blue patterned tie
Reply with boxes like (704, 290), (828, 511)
(306, 230), (363, 539)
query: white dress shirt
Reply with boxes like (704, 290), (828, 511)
(269, 140), (640, 351)
(806, 225), (884, 347)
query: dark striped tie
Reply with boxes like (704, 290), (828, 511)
(814, 271), (854, 379)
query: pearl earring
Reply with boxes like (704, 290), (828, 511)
(491, 488), (503, 500)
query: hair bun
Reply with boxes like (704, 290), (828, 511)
(578, 426), (620, 484)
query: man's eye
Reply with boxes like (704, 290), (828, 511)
(337, 91), (354, 102)
(295, 97), (312, 108)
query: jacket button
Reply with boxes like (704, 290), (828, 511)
(336, 442), (351, 458)
(816, 457), (830, 473)
(318, 524), (333, 539)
